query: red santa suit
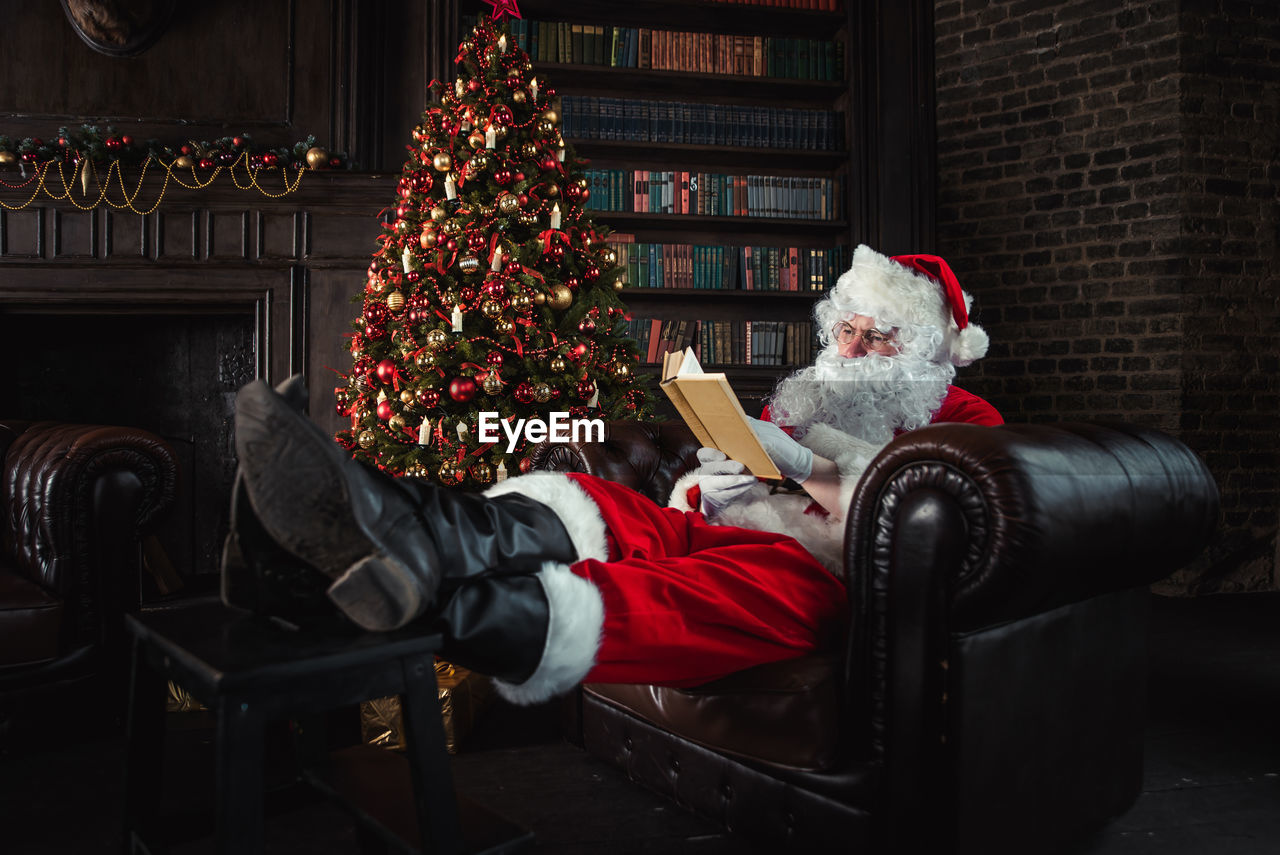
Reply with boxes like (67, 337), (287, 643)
(483, 385), (1001, 691)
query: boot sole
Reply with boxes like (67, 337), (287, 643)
(234, 380), (428, 630)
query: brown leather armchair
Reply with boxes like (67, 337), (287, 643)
(532, 420), (1219, 853)
(0, 420), (178, 739)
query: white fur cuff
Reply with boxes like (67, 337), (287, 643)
(484, 471), (609, 562)
(491, 561), (604, 705)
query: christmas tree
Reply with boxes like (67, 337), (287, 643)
(336, 14), (652, 488)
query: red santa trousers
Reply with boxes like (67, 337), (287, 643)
(563, 472), (848, 687)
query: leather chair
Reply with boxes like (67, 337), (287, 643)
(532, 420), (1219, 853)
(0, 420), (178, 740)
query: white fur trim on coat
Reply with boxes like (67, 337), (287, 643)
(484, 471), (609, 562)
(492, 561), (604, 705)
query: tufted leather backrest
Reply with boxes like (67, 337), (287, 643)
(2, 420), (179, 596)
(528, 420), (702, 505)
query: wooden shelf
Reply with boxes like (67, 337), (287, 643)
(586, 211), (847, 236)
(621, 288), (824, 300)
(542, 63), (844, 105)
(571, 139), (846, 173)
(516, 0), (846, 40)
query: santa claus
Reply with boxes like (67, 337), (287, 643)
(224, 245), (1002, 707)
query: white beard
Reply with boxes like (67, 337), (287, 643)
(766, 344), (954, 444)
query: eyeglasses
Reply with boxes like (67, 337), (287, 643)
(831, 322), (896, 351)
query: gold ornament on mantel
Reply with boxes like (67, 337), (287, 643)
(305, 146), (330, 169)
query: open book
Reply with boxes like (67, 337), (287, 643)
(659, 348), (782, 480)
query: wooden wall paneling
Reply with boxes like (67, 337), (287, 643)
(0, 209), (45, 259)
(155, 209), (201, 261)
(51, 209), (98, 260)
(105, 211), (151, 259)
(306, 266), (364, 440)
(208, 210), (251, 261)
(257, 210), (302, 261)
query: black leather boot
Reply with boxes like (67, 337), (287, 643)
(232, 377), (580, 632)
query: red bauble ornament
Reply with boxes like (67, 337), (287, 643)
(570, 342), (590, 361)
(579, 187), (590, 204)
(376, 400), (394, 420)
(376, 359), (396, 383)
(482, 280), (506, 299)
(565, 184), (583, 202)
(199, 158), (215, 169)
(519, 457), (533, 474)
(363, 302), (388, 323)
(513, 383), (535, 404)
(411, 172), (432, 192)
(262, 152), (279, 167)
(585, 263), (601, 280)
(467, 232), (488, 251)
(576, 380), (596, 399)
(444, 238), (458, 252)
(493, 168), (512, 186)
(448, 377), (478, 402)
(417, 388), (440, 408)
(539, 154), (557, 172)
(577, 317), (596, 334)
(563, 275), (580, 290)
(486, 351), (504, 366)
(459, 286), (477, 303)
(514, 172), (526, 182)
(365, 322), (388, 339)
(467, 80), (481, 92)
(105, 137), (122, 151)
(546, 244), (564, 262)
(122, 135), (134, 146)
(406, 270), (420, 283)
(492, 105), (513, 125)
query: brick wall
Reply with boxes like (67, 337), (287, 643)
(933, 0), (1280, 592)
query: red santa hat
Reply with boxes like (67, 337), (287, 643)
(825, 244), (990, 366)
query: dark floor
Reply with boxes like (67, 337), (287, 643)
(3, 592), (1279, 854)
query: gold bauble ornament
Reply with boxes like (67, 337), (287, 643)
(305, 147), (330, 169)
(494, 318), (516, 334)
(173, 154), (194, 169)
(549, 356), (567, 373)
(483, 373), (503, 395)
(386, 291), (405, 311)
(395, 220), (411, 234)
(510, 292), (532, 312)
(602, 248), (618, 265)
(493, 124), (509, 141)
(400, 390), (416, 405)
(419, 227), (438, 249)
(425, 329), (449, 350)
(532, 291), (547, 306)
(497, 193), (520, 214)
(430, 206), (447, 221)
(467, 131), (486, 150)
(438, 460), (459, 483)
(546, 185), (559, 198)
(470, 151), (491, 171)
(575, 177), (588, 190)
(432, 152), (453, 172)
(533, 382), (553, 403)
(520, 142), (538, 159)
(543, 108), (560, 125)
(613, 362), (633, 382)
(547, 284), (573, 310)
(389, 414), (406, 433)
(480, 299), (504, 318)
(535, 119), (555, 136)
(512, 90), (527, 104)
(357, 430), (376, 449)
(416, 351), (438, 369)
(441, 220), (462, 236)
(471, 462), (494, 483)
(517, 211), (539, 226)
(613, 279), (626, 291)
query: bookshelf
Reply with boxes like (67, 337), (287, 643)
(458, 0), (934, 416)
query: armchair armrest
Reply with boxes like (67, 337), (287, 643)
(529, 420), (701, 506)
(846, 421), (1219, 633)
(2, 420), (179, 644)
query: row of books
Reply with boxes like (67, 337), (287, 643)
(604, 237), (850, 292)
(704, 0), (842, 8)
(582, 169), (840, 220)
(626, 318), (817, 367)
(491, 19), (843, 81)
(560, 97), (842, 150)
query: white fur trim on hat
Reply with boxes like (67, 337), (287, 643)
(483, 471), (609, 562)
(491, 561), (604, 705)
(816, 245), (989, 366)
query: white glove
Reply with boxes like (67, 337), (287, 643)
(693, 447), (757, 517)
(745, 416), (814, 482)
